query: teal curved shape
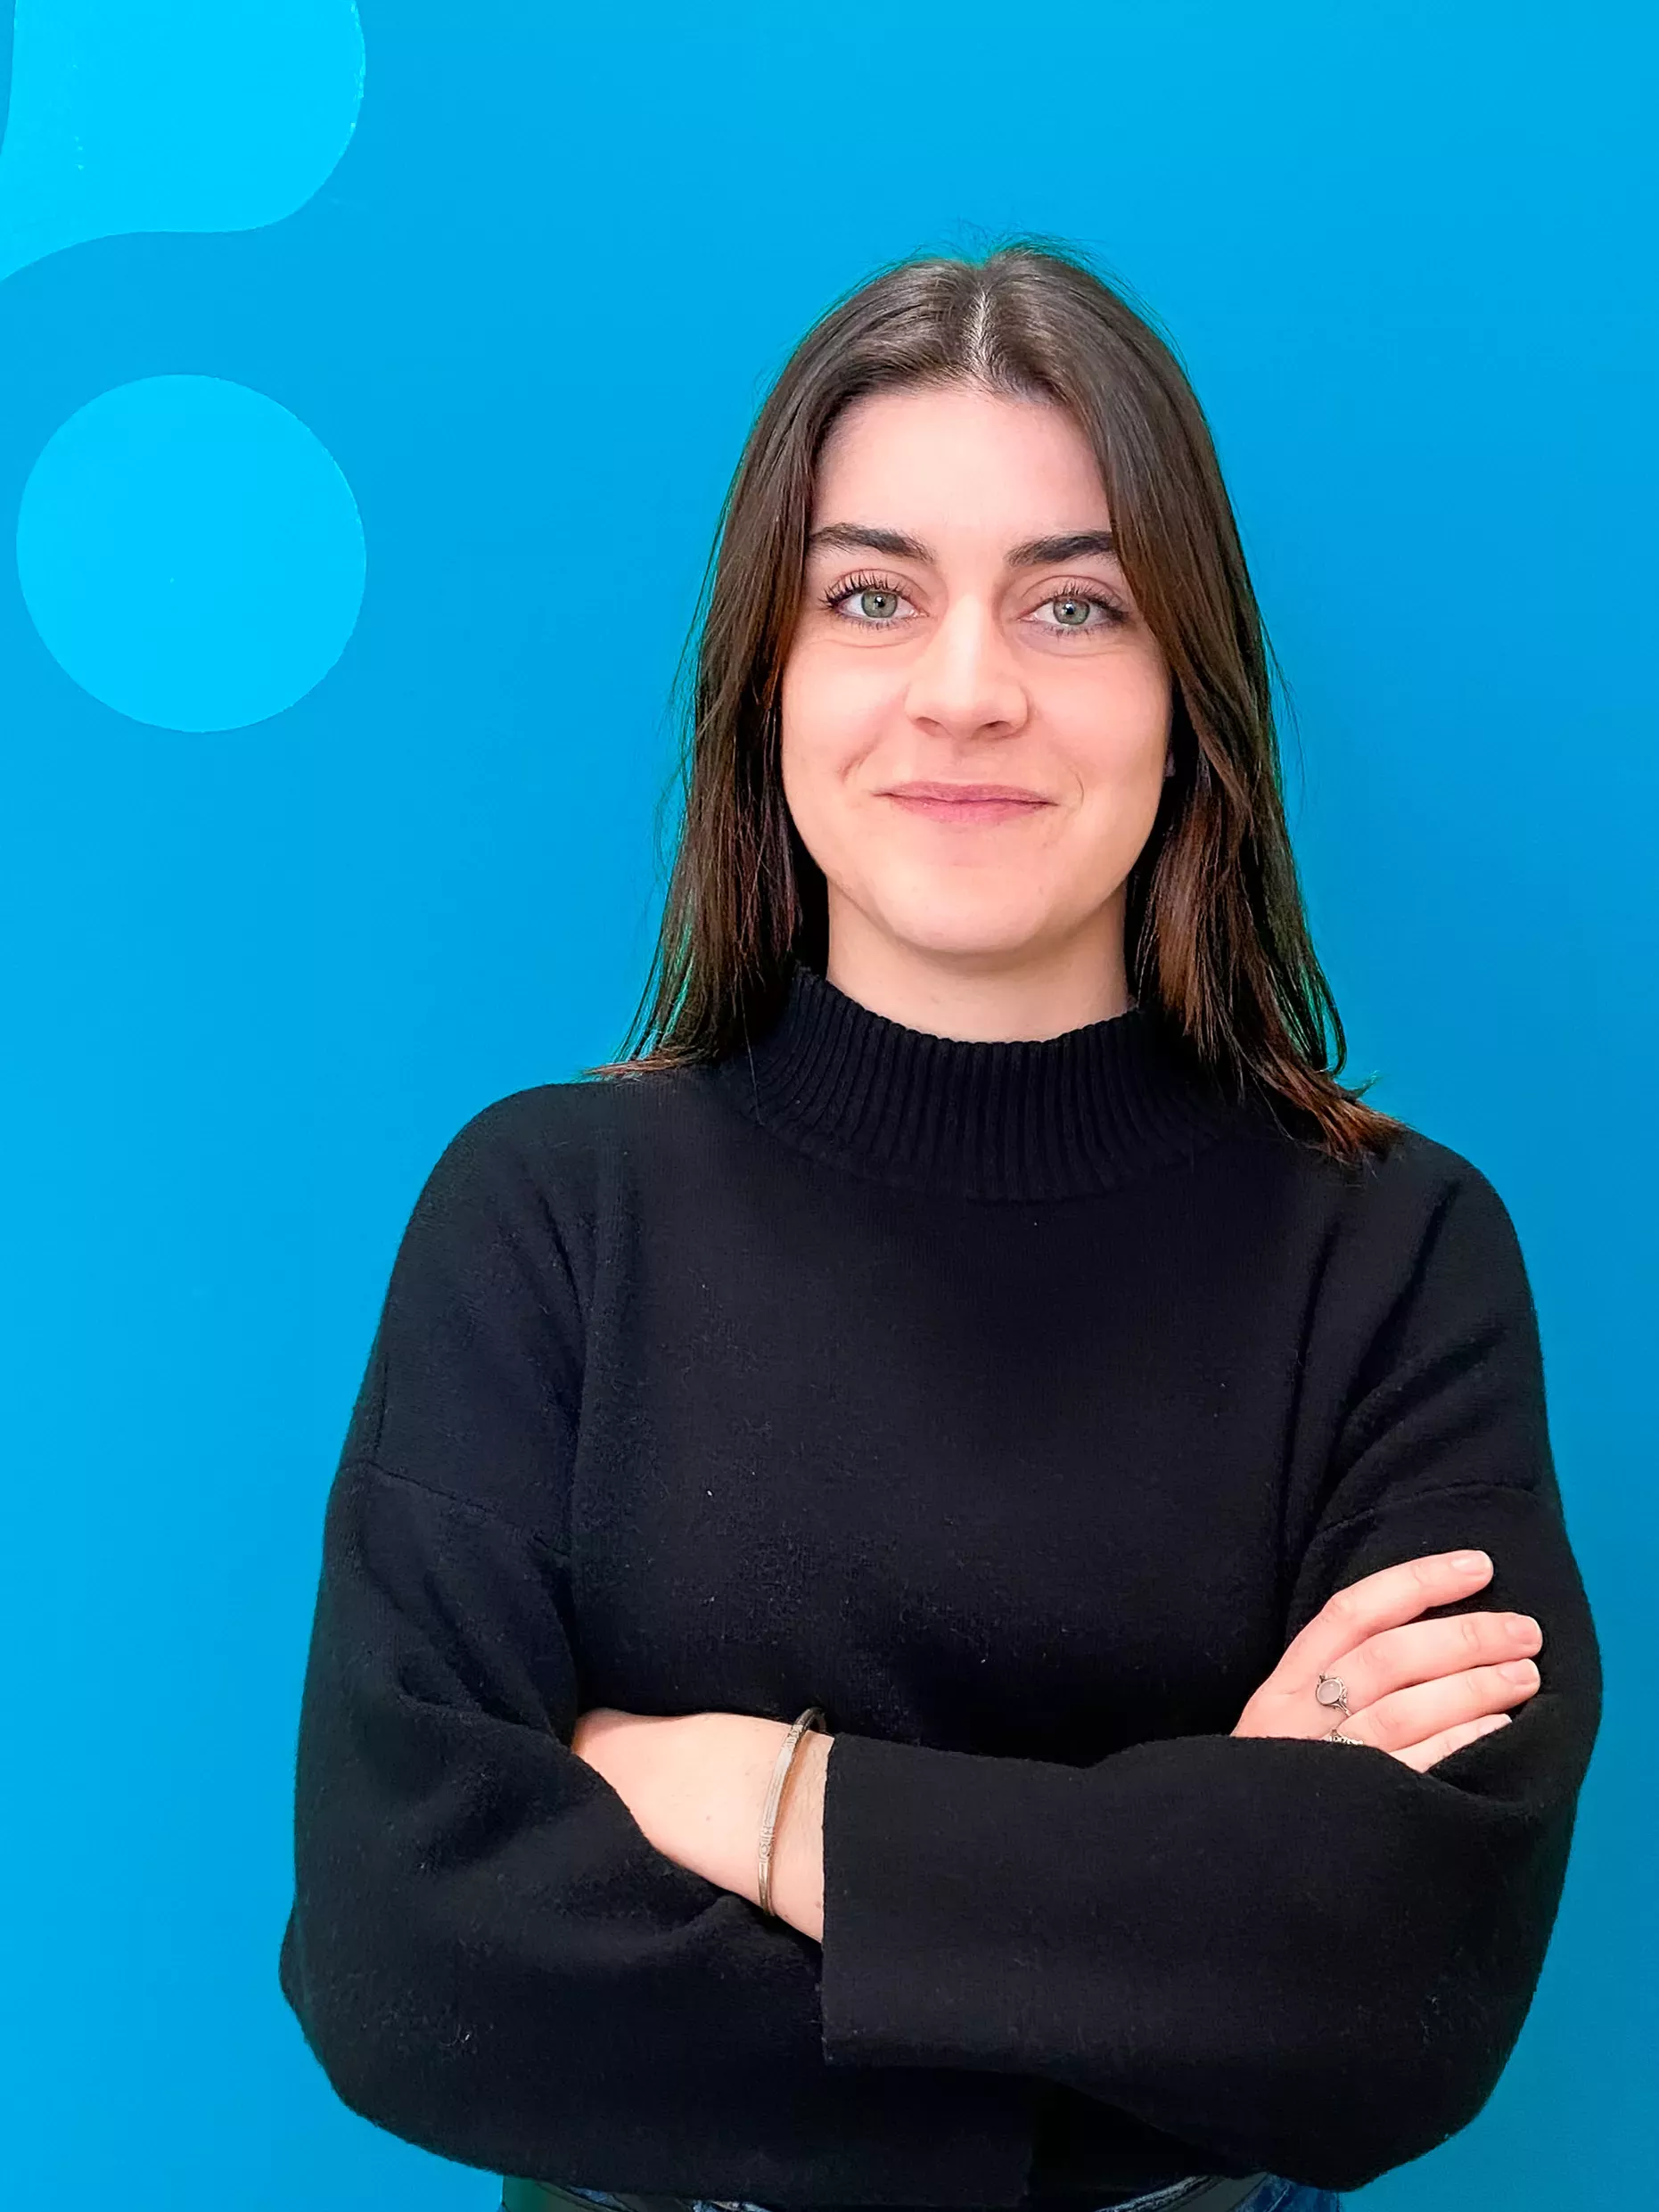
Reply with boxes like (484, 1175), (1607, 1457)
(0, 0), (364, 283)
(17, 374), (367, 732)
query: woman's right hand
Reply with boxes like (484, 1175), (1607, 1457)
(1232, 1549), (1544, 1772)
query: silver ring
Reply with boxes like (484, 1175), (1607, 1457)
(1325, 1729), (1364, 1745)
(1315, 1671), (1351, 1723)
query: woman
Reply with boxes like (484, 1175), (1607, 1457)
(278, 240), (1602, 2212)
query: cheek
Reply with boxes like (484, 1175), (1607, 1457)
(1106, 637), (1174, 725)
(780, 671), (862, 873)
(1055, 650), (1171, 777)
(781, 651), (880, 791)
(783, 638), (888, 741)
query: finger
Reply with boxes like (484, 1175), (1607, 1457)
(1388, 1712), (1514, 1774)
(1280, 1549), (1494, 1687)
(1325, 1608), (1541, 1715)
(1351, 1658), (1540, 1752)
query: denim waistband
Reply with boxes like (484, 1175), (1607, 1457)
(500, 2169), (1278, 2212)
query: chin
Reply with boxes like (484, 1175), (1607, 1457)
(873, 911), (1053, 960)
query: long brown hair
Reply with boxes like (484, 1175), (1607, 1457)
(583, 231), (1406, 1167)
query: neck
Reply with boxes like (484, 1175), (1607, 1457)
(822, 906), (1132, 1045)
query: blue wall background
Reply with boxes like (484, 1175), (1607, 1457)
(3, 3), (1650, 2206)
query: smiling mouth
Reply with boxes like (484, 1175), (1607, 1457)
(884, 792), (1051, 824)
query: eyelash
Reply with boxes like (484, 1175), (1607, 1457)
(817, 570), (1129, 637)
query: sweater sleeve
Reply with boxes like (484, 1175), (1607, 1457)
(816, 1152), (1604, 2195)
(277, 1097), (1034, 2197)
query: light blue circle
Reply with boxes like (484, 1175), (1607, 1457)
(16, 374), (365, 732)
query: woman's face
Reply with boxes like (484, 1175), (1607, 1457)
(779, 382), (1172, 1004)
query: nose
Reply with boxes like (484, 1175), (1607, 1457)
(901, 595), (1027, 739)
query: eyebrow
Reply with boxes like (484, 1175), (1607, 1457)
(805, 522), (1118, 569)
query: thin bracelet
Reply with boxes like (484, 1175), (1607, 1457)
(758, 1705), (826, 1919)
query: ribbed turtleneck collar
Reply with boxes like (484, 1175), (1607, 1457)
(710, 957), (1243, 1202)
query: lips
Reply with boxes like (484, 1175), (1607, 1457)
(885, 785), (1047, 802)
(885, 792), (1049, 825)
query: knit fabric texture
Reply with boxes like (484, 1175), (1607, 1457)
(279, 955), (1602, 2207)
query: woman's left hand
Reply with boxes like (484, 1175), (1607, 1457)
(570, 1705), (828, 1940)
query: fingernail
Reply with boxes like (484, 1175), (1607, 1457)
(1480, 1715), (1513, 1733)
(1452, 1551), (1491, 1572)
(1499, 1658), (1539, 1683)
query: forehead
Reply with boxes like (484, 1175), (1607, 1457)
(811, 384), (1110, 534)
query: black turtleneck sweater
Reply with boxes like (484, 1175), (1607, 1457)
(278, 958), (1602, 2207)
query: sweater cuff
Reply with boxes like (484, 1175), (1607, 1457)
(819, 1726), (1081, 2073)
